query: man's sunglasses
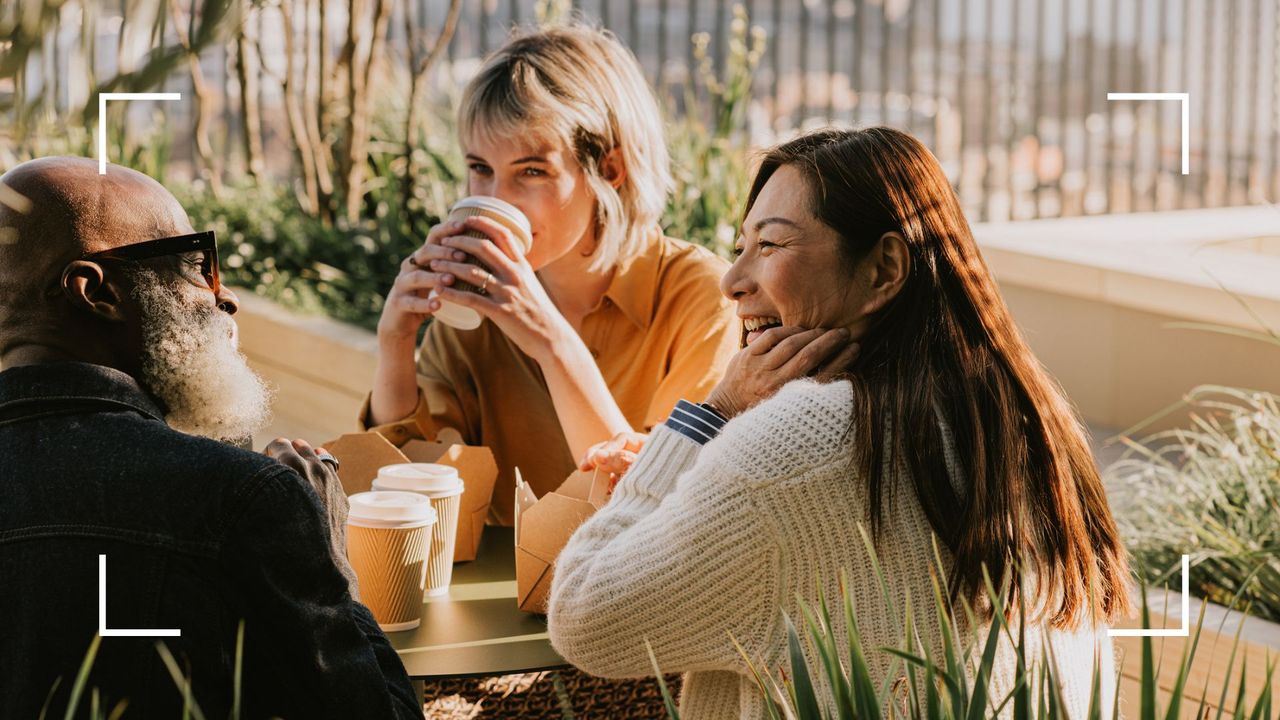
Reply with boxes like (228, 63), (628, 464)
(71, 230), (221, 294)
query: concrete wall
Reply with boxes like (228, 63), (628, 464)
(233, 291), (380, 449)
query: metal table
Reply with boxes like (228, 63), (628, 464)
(386, 526), (567, 681)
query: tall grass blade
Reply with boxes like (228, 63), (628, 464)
(1230, 654), (1249, 720)
(806, 586), (853, 717)
(154, 641), (206, 720)
(645, 640), (682, 720)
(839, 571), (884, 718)
(39, 677), (63, 720)
(731, 634), (788, 720)
(232, 620), (245, 720)
(1163, 599), (1209, 720)
(1139, 582), (1157, 720)
(63, 633), (102, 720)
(784, 614), (822, 719)
(1244, 657), (1274, 720)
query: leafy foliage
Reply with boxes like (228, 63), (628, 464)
(1106, 384), (1280, 624)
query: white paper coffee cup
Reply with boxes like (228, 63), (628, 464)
(372, 464), (465, 597)
(428, 196), (533, 330)
(346, 491), (436, 631)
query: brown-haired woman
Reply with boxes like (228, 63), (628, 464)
(548, 127), (1132, 718)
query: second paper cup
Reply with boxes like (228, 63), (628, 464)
(373, 463), (466, 597)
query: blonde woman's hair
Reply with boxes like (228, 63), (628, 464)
(458, 24), (673, 271)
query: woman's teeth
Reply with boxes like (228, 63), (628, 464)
(743, 317), (782, 332)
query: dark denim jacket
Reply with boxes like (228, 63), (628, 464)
(0, 362), (420, 719)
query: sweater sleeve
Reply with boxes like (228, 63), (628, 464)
(547, 424), (781, 678)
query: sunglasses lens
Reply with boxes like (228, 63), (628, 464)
(202, 250), (219, 290)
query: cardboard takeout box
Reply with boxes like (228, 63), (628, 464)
(321, 432), (498, 562)
(514, 468), (611, 614)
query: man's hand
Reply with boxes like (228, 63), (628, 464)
(265, 438), (360, 600)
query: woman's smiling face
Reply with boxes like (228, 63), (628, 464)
(722, 164), (872, 345)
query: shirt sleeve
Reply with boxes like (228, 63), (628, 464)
(641, 265), (740, 431)
(220, 465), (421, 719)
(547, 422), (779, 678)
(357, 320), (474, 446)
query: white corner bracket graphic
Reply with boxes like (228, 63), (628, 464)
(99, 555), (181, 637)
(1108, 554), (1191, 637)
(97, 92), (183, 175)
(1105, 92), (1190, 175)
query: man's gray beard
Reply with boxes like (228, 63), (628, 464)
(130, 268), (274, 443)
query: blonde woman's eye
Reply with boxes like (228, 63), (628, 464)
(468, 163), (492, 175)
(731, 246), (744, 257)
(522, 167), (546, 177)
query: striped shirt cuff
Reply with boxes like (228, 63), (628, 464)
(663, 399), (729, 445)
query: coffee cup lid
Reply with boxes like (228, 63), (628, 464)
(449, 196), (532, 246)
(374, 463), (464, 497)
(348, 491), (437, 527)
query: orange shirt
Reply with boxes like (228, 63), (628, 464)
(360, 231), (739, 525)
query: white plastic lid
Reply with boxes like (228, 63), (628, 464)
(451, 196), (531, 235)
(373, 463), (465, 497)
(449, 195), (533, 253)
(347, 491), (437, 528)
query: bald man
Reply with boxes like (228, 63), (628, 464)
(0, 158), (421, 718)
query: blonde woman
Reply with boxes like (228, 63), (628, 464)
(550, 128), (1131, 718)
(363, 25), (738, 524)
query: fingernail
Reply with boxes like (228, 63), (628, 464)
(454, 251), (466, 261)
(430, 300), (441, 310)
(442, 274), (453, 283)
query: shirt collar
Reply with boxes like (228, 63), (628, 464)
(601, 227), (664, 330)
(0, 361), (167, 424)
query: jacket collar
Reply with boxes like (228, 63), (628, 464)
(0, 361), (166, 424)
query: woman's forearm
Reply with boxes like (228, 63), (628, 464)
(537, 329), (632, 462)
(368, 334), (421, 427)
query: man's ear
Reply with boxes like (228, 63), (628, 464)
(61, 261), (130, 323)
(600, 148), (627, 190)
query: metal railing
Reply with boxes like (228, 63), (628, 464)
(437, 0), (1280, 223)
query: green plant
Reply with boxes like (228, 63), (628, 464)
(645, 564), (1277, 720)
(39, 621), (246, 720)
(1105, 384), (1280, 623)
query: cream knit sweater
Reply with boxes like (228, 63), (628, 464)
(547, 378), (1116, 719)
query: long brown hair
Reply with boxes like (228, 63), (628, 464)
(746, 127), (1131, 628)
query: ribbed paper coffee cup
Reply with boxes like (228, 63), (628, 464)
(346, 491), (436, 631)
(373, 464), (465, 598)
(427, 196), (533, 331)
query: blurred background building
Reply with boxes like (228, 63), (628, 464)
(5, 0), (1280, 223)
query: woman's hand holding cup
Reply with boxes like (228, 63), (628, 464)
(376, 220), (473, 342)
(704, 326), (859, 420)
(428, 215), (572, 363)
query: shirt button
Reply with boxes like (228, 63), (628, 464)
(589, 348), (600, 358)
